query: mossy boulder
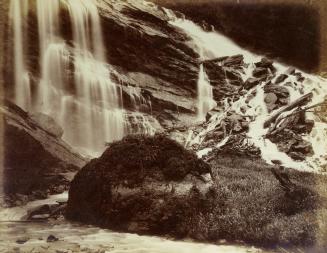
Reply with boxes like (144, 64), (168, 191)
(66, 134), (216, 238)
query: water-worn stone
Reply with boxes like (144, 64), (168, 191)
(253, 67), (269, 79)
(264, 85), (289, 98)
(16, 237), (30, 244)
(47, 235), (59, 243)
(264, 93), (278, 104)
(255, 57), (275, 73)
(275, 74), (288, 84)
(244, 77), (261, 90)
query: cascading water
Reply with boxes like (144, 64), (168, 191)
(8, 0), (127, 155)
(197, 64), (216, 120)
(9, 0), (31, 110)
(8, 0), (327, 169)
(165, 10), (327, 172)
(36, 0), (66, 114)
(163, 8), (217, 121)
(61, 0), (125, 153)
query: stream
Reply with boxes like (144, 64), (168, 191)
(0, 194), (267, 253)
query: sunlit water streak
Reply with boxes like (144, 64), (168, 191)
(9, 0), (31, 110)
(197, 64), (217, 121)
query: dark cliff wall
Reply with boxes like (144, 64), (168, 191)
(152, 0), (326, 74)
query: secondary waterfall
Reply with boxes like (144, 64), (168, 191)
(197, 64), (216, 120)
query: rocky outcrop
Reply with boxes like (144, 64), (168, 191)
(67, 135), (216, 238)
(203, 55), (244, 103)
(97, 0), (199, 92)
(152, 0), (321, 73)
(2, 0), (201, 134)
(1, 100), (86, 206)
(197, 56), (318, 164)
(95, 0), (200, 129)
(30, 113), (64, 138)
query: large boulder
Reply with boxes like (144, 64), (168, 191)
(67, 134), (216, 238)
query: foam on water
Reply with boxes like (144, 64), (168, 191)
(0, 192), (68, 222)
(0, 190), (262, 252)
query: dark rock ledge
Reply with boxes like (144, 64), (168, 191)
(1, 99), (87, 207)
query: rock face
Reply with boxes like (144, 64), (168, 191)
(96, 0), (201, 129)
(1, 0), (200, 133)
(1, 100), (86, 204)
(197, 56), (318, 164)
(152, 0), (321, 73)
(30, 113), (64, 138)
(67, 135), (216, 238)
(202, 55), (244, 103)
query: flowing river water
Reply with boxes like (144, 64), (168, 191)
(0, 194), (267, 253)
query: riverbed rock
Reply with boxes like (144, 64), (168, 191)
(47, 235), (59, 243)
(275, 74), (288, 84)
(16, 237), (30, 244)
(264, 84), (290, 110)
(264, 93), (278, 112)
(221, 54), (244, 69)
(255, 57), (276, 73)
(67, 135), (216, 238)
(244, 77), (261, 90)
(252, 67), (269, 79)
(1, 100), (87, 204)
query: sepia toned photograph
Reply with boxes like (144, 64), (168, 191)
(0, 0), (327, 252)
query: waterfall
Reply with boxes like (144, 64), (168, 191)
(197, 64), (216, 120)
(7, 0), (128, 155)
(36, 0), (66, 114)
(166, 10), (327, 172)
(9, 0), (31, 110)
(61, 0), (124, 153)
(163, 8), (217, 120)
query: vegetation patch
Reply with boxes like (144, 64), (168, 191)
(194, 154), (327, 249)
